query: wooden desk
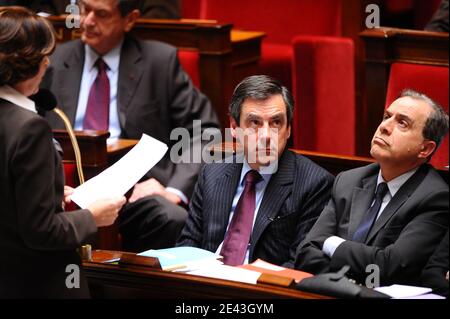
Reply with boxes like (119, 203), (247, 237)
(107, 138), (139, 165)
(210, 142), (448, 182)
(83, 250), (328, 299)
(53, 130), (138, 179)
(48, 17), (265, 130)
(359, 27), (449, 156)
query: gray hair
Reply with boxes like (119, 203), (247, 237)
(116, 0), (141, 16)
(229, 75), (294, 125)
(400, 88), (449, 159)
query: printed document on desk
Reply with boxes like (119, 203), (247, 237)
(240, 259), (313, 283)
(187, 264), (262, 285)
(71, 134), (168, 208)
(374, 284), (435, 299)
(138, 246), (222, 271)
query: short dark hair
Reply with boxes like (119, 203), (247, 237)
(0, 6), (55, 87)
(229, 75), (294, 125)
(117, 0), (141, 16)
(400, 89), (449, 159)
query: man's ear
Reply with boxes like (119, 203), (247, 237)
(123, 9), (140, 33)
(418, 140), (436, 159)
(230, 116), (238, 139)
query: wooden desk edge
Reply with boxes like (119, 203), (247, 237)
(83, 258), (330, 299)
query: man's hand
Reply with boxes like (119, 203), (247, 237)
(129, 178), (181, 205)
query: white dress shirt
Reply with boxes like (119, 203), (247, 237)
(0, 85), (36, 113)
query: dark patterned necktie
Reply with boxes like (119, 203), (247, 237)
(83, 58), (110, 131)
(220, 170), (262, 266)
(352, 182), (389, 243)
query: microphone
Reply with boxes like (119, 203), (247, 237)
(30, 89), (85, 184)
(30, 88), (57, 116)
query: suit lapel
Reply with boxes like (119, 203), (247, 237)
(249, 151), (294, 256)
(210, 164), (242, 250)
(366, 164), (429, 243)
(347, 175), (377, 239)
(58, 41), (84, 125)
(117, 36), (144, 130)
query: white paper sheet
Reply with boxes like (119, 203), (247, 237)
(187, 264), (262, 285)
(70, 134), (168, 208)
(250, 259), (285, 271)
(374, 284), (432, 298)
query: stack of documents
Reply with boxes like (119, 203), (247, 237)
(138, 246), (222, 271)
(375, 285), (445, 299)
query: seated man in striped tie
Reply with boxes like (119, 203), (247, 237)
(176, 75), (334, 267)
(296, 89), (449, 286)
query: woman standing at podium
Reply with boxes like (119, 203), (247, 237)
(0, 6), (126, 298)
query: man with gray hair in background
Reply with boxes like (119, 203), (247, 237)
(42, 0), (220, 252)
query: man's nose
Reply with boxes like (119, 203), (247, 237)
(379, 117), (393, 135)
(258, 123), (271, 140)
(82, 11), (95, 26)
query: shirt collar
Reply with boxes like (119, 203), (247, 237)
(376, 167), (419, 197)
(85, 39), (123, 73)
(239, 159), (272, 186)
(0, 85), (36, 113)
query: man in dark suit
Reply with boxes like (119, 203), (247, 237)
(177, 75), (334, 267)
(42, 0), (220, 251)
(0, 0), (181, 19)
(296, 89), (449, 286)
(421, 230), (449, 297)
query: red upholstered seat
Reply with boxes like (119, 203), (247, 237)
(291, 36), (355, 155)
(63, 163), (79, 211)
(178, 50), (200, 88)
(385, 62), (449, 169)
(63, 163), (78, 188)
(198, 0), (342, 90)
(181, 0), (201, 19)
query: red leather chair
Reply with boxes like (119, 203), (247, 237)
(63, 163), (79, 211)
(385, 62), (449, 169)
(178, 50), (200, 88)
(198, 0), (343, 90)
(291, 36), (355, 155)
(181, 0), (201, 19)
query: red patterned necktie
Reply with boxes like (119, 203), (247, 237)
(83, 58), (110, 131)
(220, 170), (262, 266)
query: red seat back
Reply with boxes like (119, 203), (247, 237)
(178, 50), (200, 88)
(181, 0), (202, 18)
(63, 163), (78, 211)
(385, 62), (449, 169)
(292, 35), (355, 155)
(199, 0), (342, 44)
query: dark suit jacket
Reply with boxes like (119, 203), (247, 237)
(421, 230), (449, 297)
(296, 163), (449, 286)
(42, 35), (219, 198)
(176, 150), (334, 268)
(0, 99), (97, 298)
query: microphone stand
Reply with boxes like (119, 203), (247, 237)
(53, 108), (85, 184)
